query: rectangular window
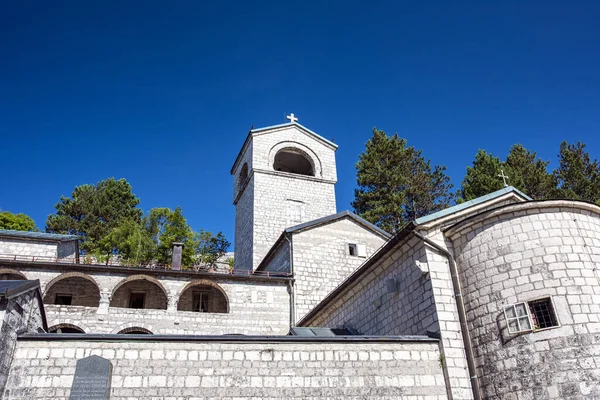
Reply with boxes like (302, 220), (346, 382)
(129, 292), (146, 309)
(193, 292), (210, 313)
(504, 297), (559, 334)
(348, 243), (367, 257)
(348, 243), (357, 256)
(55, 294), (72, 306)
(287, 200), (305, 225)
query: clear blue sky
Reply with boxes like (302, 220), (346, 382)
(1, 1), (599, 248)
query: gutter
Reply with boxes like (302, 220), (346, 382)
(285, 234), (296, 327)
(413, 232), (482, 400)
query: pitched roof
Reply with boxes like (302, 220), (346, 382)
(255, 211), (391, 272)
(415, 186), (531, 225)
(0, 229), (79, 242)
(231, 122), (337, 174)
(285, 210), (391, 238)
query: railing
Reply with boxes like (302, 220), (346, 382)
(0, 253), (291, 278)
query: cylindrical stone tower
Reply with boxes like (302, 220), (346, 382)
(446, 200), (600, 400)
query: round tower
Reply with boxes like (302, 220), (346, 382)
(446, 200), (600, 399)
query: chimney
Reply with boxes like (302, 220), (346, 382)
(171, 242), (184, 270)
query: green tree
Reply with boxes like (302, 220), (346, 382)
(195, 231), (230, 270)
(505, 144), (555, 199)
(553, 141), (600, 203)
(459, 150), (508, 201)
(144, 207), (197, 266)
(46, 178), (143, 252)
(352, 128), (454, 233)
(93, 219), (155, 265)
(0, 211), (38, 231)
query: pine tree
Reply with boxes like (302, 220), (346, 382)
(352, 128), (453, 233)
(459, 150), (508, 201)
(0, 211), (37, 231)
(505, 144), (554, 199)
(554, 141), (600, 203)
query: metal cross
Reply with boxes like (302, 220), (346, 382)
(498, 169), (509, 187)
(286, 113), (298, 123)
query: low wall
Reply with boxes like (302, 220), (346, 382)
(4, 335), (447, 399)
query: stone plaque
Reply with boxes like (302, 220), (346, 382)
(70, 355), (112, 400)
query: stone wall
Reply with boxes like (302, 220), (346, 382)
(0, 238), (58, 260)
(448, 201), (600, 399)
(0, 286), (46, 394)
(252, 171), (336, 269)
(4, 336), (447, 399)
(292, 218), (387, 321)
(4, 264), (291, 335)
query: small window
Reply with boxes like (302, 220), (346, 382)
(348, 244), (357, 256)
(55, 294), (72, 306)
(504, 297), (559, 334)
(348, 243), (367, 258)
(129, 292), (146, 309)
(193, 292), (210, 313)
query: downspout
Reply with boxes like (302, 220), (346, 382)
(285, 233), (296, 327)
(413, 231), (482, 400)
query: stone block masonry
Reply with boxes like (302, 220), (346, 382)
(4, 335), (448, 400)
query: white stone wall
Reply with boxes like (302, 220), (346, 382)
(9, 266), (291, 335)
(306, 236), (435, 336)
(292, 218), (387, 321)
(0, 239), (58, 260)
(261, 239), (290, 273)
(252, 172), (336, 269)
(5, 339), (447, 399)
(448, 201), (600, 400)
(233, 174), (254, 270)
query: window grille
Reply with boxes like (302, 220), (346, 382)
(504, 297), (559, 334)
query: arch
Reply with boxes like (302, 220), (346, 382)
(110, 274), (168, 310)
(177, 279), (229, 313)
(117, 327), (153, 334)
(238, 163), (249, 191)
(42, 272), (101, 307)
(268, 141), (322, 178)
(111, 322), (155, 334)
(0, 268), (27, 280)
(48, 323), (85, 334)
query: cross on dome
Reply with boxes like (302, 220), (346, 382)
(286, 113), (298, 123)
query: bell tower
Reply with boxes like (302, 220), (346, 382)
(231, 117), (338, 270)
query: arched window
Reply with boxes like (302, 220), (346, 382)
(43, 273), (101, 307)
(238, 163), (249, 191)
(178, 281), (228, 313)
(117, 327), (153, 334)
(48, 324), (85, 334)
(110, 275), (168, 310)
(273, 148), (315, 176)
(0, 269), (27, 280)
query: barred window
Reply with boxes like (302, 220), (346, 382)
(504, 297), (559, 334)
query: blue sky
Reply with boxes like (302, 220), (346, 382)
(1, 1), (599, 248)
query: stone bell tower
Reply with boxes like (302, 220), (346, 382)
(231, 115), (338, 270)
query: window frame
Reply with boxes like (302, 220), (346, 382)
(128, 292), (146, 309)
(504, 297), (560, 334)
(55, 293), (73, 306)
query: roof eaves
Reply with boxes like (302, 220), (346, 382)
(0, 229), (79, 242)
(415, 186), (531, 225)
(284, 211), (391, 238)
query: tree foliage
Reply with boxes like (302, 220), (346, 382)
(459, 150), (507, 201)
(0, 211), (38, 231)
(352, 128), (454, 233)
(505, 144), (555, 200)
(46, 178), (142, 252)
(554, 141), (600, 204)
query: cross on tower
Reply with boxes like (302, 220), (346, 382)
(498, 169), (509, 187)
(286, 113), (298, 123)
